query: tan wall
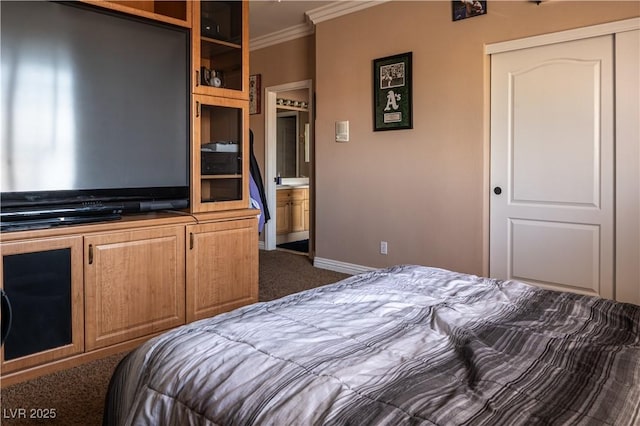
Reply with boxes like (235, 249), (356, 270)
(314, 1), (639, 274)
(249, 35), (315, 175)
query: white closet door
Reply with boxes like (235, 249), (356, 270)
(490, 35), (614, 298)
(615, 29), (640, 305)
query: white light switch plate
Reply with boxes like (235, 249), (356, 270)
(335, 121), (349, 142)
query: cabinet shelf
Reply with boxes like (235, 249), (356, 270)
(201, 38), (242, 60)
(202, 174), (242, 180)
(202, 36), (241, 50)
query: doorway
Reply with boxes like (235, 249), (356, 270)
(264, 80), (314, 256)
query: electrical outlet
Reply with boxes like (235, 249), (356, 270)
(380, 241), (388, 255)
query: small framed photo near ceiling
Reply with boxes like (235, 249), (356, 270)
(452, 0), (487, 21)
(373, 52), (413, 131)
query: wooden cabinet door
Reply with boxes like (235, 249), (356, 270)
(276, 189), (291, 234)
(290, 199), (305, 232)
(192, 0), (248, 99)
(1, 236), (84, 375)
(186, 218), (258, 322)
(84, 227), (186, 350)
(276, 201), (291, 235)
(290, 188), (307, 233)
(192, 95), (250, 213)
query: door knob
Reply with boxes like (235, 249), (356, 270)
(493, 187), (502, 195)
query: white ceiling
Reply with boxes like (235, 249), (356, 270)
(248, 0), (335, 40)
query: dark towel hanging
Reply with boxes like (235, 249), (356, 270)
(249, 130), (270, 223)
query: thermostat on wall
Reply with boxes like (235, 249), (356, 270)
(335, 121), (349, 142)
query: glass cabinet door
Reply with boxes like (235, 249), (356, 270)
(1, 236), (84, 375)
(193, 1), (248, 99)
(192, 95), (249, 212)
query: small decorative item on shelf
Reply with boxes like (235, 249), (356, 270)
(201, 66), (224, 88)
(201, 12), (221, 39)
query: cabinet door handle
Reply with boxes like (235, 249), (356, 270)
(196, 101), (200, 118)
(195, 69), (199, 87)
(88, 244), (94, 265)
(190, 233), (194, 250)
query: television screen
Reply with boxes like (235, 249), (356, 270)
(1, 1), (190, 219)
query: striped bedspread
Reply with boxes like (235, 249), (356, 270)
(104, 265), (640, 425)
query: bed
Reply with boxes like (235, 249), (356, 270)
(104, 265), (640, 425)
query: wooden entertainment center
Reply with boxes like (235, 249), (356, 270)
(0, 0), (257, 386)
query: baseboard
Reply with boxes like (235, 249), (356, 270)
(313, 257), (377, 275)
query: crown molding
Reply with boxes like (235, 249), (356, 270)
(306, 0), (390, 25)
(486, 17), (639, 54)
(250, 22), (315, 52)
(250, 1), (390, 51)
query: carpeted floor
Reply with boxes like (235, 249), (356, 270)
(0, 250), (349, 426)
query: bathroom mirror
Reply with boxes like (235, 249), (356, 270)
(276, 109), (310, 179)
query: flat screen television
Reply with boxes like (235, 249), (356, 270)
(1, 1), (190, 231)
